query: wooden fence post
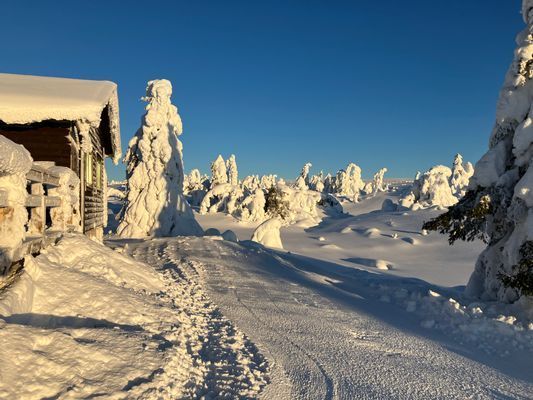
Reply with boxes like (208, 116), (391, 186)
(27, 182), (45, 235)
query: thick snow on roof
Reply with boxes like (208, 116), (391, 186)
(0, 73), (121, 163)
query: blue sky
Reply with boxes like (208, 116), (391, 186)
(1, 1), (524, 180)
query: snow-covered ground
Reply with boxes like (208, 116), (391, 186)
(2, 185), (533, 398)
(197, 185), (483, 287)
(0, 234), (267, 399)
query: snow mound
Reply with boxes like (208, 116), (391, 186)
(402, 237), (418, 245)
(221, 229), (238, 242)
(321, 244), (341, 250)
(251, 218), (284, 249)
(204, 227), (222, 236)
(362, 227), (381, 238)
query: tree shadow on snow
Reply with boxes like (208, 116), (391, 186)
(230, 240), (532, 384)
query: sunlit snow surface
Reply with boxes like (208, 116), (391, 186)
(1, 186), (533, 398)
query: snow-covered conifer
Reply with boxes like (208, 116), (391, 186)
(117, 79), (202, 237)
(226, 154), (239, 186)
(401, 165), (457, 209)
(450, 154), (474, 197)
(425, 1), (533, 302)
(211, 155), (228, 187)
(334, 163), (364, 201)
(295, 162), (312, 189)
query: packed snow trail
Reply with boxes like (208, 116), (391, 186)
(137, 237), (533, 400)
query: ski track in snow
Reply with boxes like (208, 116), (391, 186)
(146, 236), (533, 400)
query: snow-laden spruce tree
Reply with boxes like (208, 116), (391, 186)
(401, 165), (457, 210)
(450, 154), (474, 197)
(425, 0), (533, 302)
(334, 163), (364, 200)
(226, 154), (239, 186)
(211, 155), (228, 187)
(294, 162), (312, 189)
(309, 171), (325, 192)
(117, 79), (203, 238)
(364, 167), (388, 195)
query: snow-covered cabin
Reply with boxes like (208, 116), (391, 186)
(0, 73), (121, 238)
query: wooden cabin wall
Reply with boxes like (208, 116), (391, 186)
(0, 126), (76, 171)
(81, 127), (105, 238)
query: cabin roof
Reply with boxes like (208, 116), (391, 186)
(0, 73), (121, 163)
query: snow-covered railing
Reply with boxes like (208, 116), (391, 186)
(0, 159), (80, 274)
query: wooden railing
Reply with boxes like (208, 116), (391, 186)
(24, 164), (62, 236)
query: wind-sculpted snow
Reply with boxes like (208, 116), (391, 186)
(117, 79), (202, 238)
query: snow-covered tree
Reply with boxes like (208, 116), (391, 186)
(211, 155), (228, 187)
(294, 162), (312, 189)
(260, 174), (277, 189)
(242, 175), (260, 192)
(309, 171), (325, 192)
(400, 165), (457, 210)
(184, 169), (209, 207)
(238, 188), (266, 222)
(363, 167), (388, 195)
(425, 1), (533, 302)
(334, 163), (364, 201)
(117, 79), (203, 237)
(450, 154), (474, 197)
(226, 154), (239, 186)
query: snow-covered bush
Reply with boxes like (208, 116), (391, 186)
(117, 79), (203, 238)
(425, 1), (533, 303)
(450, 154), (474, 197)
(251, 217), (284, 249)
(0, 135), (33, 270)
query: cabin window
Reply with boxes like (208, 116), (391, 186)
(85, 153), (93, 185)
(96, 161), (102, 189)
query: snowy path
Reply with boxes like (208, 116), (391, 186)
(148, 237), (533, 400)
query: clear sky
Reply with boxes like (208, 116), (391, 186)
(1, 1), (524, 180)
